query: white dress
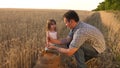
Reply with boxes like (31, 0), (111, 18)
(48, 31), (57, 46)
(45, 31), (57, 51)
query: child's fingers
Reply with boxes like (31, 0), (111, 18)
(45, 44), (48, 47)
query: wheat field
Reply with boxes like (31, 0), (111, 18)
(0, 8), (120, 68)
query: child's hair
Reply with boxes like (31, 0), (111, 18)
(46, 19), (56, 31)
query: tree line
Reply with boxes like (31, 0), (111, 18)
(93, 0), (120, 11)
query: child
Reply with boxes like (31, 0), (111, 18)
(45, 19), (58, 51)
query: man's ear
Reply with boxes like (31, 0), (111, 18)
(70, 19), (74, 23)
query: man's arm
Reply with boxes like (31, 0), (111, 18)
(47, 45), (78, 56)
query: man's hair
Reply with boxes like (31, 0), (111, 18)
(63, 10), (79, 22)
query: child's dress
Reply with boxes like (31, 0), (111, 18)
(45, 31), (57, 50)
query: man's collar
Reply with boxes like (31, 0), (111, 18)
(72, 22), (80, 31)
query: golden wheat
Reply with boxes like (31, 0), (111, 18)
(0, 9), (120, 68)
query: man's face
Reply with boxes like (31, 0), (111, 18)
(63, 18), (72, 29)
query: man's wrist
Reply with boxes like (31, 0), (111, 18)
(55, 46), (59, 50)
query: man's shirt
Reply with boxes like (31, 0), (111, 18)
(68, 22), (106, 53)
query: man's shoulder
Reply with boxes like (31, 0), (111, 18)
(80, 22), (95, 28)
(80, 22), (100, 31)
(77, 22), (102, 36)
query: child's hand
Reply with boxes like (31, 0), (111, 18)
(48, 36), (54, 43)
(48, 36), (51, 42)
(45, 44), (49, 47)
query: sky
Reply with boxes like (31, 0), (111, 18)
(0, 0), (104, 11)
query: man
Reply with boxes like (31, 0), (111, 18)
(47, 10), (106, 68)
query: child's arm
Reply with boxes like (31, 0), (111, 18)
(48, 35), (71, 45)
(46, 31), (49, 46)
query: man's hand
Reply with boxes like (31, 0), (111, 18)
(47, 45), (56, 50)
